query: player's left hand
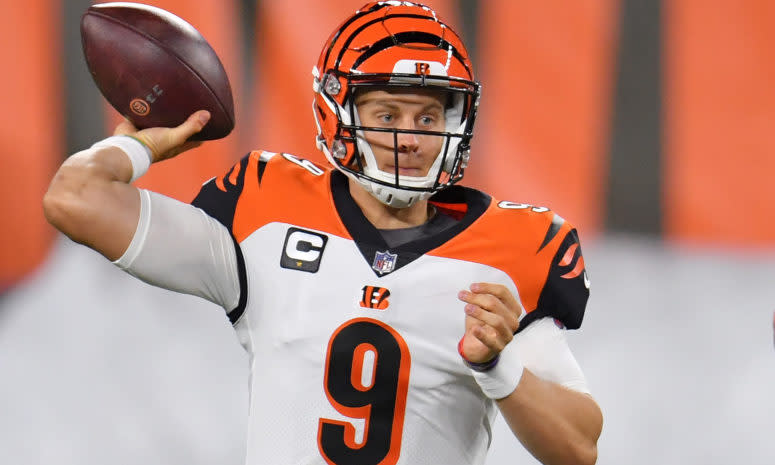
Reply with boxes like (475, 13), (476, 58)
(458, 283), (522, 364)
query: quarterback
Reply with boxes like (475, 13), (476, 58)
(44, 2), (602, 464)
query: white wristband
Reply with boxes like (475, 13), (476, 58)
(471, 340), (525, 400)
(92, 135), (152, 183)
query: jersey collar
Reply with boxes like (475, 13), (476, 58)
(330, 170), (490, 277)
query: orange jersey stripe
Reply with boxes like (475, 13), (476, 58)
(561, 255), (585, 280)
(232, 152), (350, 243)
(559, 243), (579, 266)
(428, 202), (576, 315)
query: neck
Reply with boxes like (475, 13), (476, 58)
(348, 178), (432, 229)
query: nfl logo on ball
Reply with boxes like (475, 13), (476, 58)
(372, 251), (398, 274)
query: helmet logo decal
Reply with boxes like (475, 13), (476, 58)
(415, 62), (431, 75)
(392, 59), (447, 76)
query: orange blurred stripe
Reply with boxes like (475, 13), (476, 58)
(664, 0), (775, 245)
(0, 0), (61, 290)
(247, 0), (461, 165)
(95, 0), (244, 202)
(467, 1), (619, 236)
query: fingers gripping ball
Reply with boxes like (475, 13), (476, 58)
(81, 2), (234, 140)
(112, 111), (211, 164)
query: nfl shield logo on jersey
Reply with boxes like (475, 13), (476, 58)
(372, 251), (398, 275)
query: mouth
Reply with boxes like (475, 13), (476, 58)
(384, 165), (426, 177)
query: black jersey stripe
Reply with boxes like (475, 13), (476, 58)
(191, 153), (251, 231)
(227, 235), (248, 325)
(520, 229), (588, 332)
(257, 159), (268, 184)
(537, 213), (565, 253)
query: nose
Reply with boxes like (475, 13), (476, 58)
(396, 132), (419, 153)
(395, 123), (420, 153)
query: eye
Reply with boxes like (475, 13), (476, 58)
(419, 115), (436, 126)
(377, 113), (394, 124)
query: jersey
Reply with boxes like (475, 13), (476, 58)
(190, 151), (590, 465)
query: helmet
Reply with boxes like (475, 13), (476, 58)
(312, 1), (480, 208)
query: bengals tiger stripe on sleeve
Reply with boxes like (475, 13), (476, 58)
(429, 198), (589, 332)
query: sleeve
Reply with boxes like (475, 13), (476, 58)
(188, 151), (276, 321)
(519, 221), (590, 332)
(511, 317), (590, 394)
(113, 189), (243, 318)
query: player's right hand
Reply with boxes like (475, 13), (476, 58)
(112, 110), (211, 163)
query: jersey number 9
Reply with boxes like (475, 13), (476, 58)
(318, 318), (411, 465)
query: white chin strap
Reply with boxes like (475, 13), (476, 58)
(356, 175), (432, 208)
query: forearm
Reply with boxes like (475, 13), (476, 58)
(43, 145), (140, 260)
(497, 369), (602, 465)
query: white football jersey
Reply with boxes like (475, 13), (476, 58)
(190, 151), (590, 465)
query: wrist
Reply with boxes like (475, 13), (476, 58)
(467, 342), (525, 400)
(91, 135), (152, 182)
(457, 338), (500, 372)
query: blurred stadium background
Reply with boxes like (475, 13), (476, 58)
(1, 0), (774, 464)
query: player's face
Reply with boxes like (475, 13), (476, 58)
(355, 88), (446, 177)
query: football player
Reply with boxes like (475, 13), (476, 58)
(44, 2), (602, 464)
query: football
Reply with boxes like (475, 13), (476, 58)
(80, 2), (234, 140)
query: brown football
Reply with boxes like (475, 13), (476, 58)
(80, 2), (234, 140)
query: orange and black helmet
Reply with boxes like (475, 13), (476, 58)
(312, 1), (480, 207)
